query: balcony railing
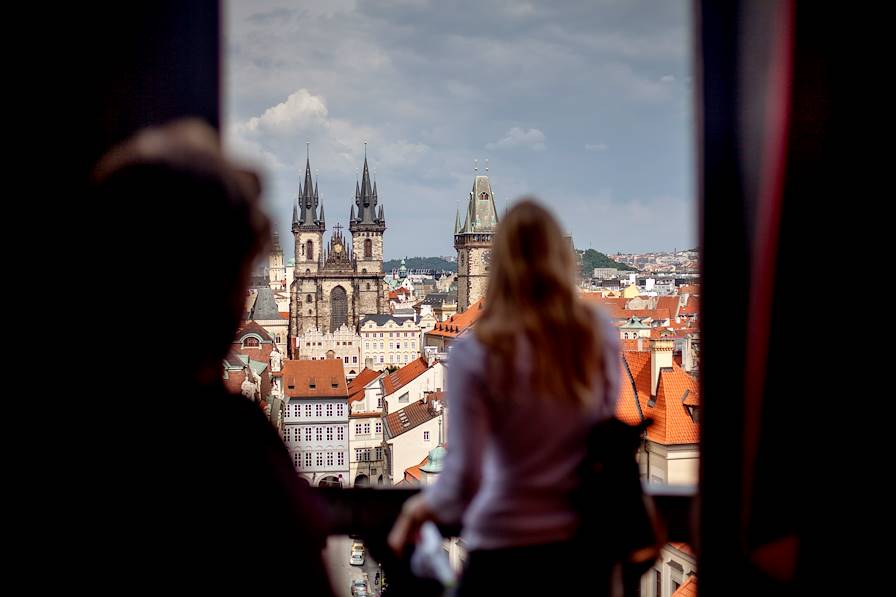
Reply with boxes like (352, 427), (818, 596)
(313, 483), (695, 596)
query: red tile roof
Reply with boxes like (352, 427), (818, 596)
(427, 299), (484, 338)
(680, 296), (700, 316)
(404, 455), (428, 482)
(348, 368), (382, 405)
(235, 320), (274, 342)
(280, 359), (348, 399)
(668, 542), (696, 557)
(383, 398), (442, 439)
(614, 352), (700, 445)
(656, 295), (681, 318)
(671, 575), (697, 597)
(279, 311), (290, 320)
(382, 357), (430, 395)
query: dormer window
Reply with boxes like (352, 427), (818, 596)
(242, 337), (260, 348)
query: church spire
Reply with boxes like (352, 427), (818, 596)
(296, 146), (322, 230)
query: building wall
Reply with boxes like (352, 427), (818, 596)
(386, 416), (442, 485)
(640, 543), (697, 597)
(360, 318), (423, 370)
(382, 363), (445, 413)
(638, 441), (699, 486)
(283, 396), (350, 487)
(252, 317), (289, 356)
(295, 326), (362, 379)
(352, 230), (384, 274)
(295, 230), (323, 272)
(349, 414), (385, 486)
(456, 242), (490, 312)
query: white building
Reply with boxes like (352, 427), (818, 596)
(359, 314), (422, 370)
(247, 286), (289, 355)
(382, 393), (445, 485)
(347, 368), (387, 486)
(280, 359), (350, 487)
(296, 324), (362, 380)
(380, 357), (445, 414)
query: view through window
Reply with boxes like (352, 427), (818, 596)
(225, 2), (698, 595)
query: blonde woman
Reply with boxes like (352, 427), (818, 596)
(389, 199), (619, 593)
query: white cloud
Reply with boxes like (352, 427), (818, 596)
(660, 74), (675, 83)
(585, 143), (609, 152)
(486, 127), (546, 151)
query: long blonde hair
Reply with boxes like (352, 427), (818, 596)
(475, 199), (603, 407)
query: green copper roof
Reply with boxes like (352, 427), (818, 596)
(419, 445), (446, 474)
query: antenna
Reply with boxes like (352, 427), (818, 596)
(474, 158), (478, 173)
(485, 158), (489, 172)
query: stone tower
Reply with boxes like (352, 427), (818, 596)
(289, 153), (325, 342)
(349, 153), (386, 319)
(454, 172), (499, 312)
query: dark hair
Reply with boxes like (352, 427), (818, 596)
(92, 119), (271, 377)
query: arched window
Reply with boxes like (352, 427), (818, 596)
(306, 294), (313, 303)
(306, 240), (313, 260)
(330, 286), (348, 331)
(366, 283), (371, 290)
(242, 337), (259, 348)
(364, 238), (372, 258)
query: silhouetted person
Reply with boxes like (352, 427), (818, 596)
(389, 200), (620, 594)
(85, 120), (334, 594)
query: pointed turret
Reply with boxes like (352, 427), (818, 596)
(460, 174), (499, 233)
(318, 200), (325, 228)
(350, 204), (356, 223)
(454, 206), (462, 234)
(378, 205), (384, 223)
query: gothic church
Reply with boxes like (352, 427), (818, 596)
(288, 152), (386, 356)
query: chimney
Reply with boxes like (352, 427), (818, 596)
(682, 336), (693, 372)
(650, 338), (674, 397)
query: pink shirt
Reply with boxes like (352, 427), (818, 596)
(423, 311), (619, 550)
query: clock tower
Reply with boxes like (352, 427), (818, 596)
(455, 171), (499, 312)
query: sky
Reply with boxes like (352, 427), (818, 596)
(224, 0), (696, 260)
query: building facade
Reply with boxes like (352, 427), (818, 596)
(288, 153), (387, 354)
(295, 324), (362, 380)
(454, 173), (498, 312)
(359, 314), (423, 370)
(280, 359), (350, 487)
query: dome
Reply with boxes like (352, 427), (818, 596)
(420, 445), (446, 474)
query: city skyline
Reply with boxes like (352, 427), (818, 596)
(225, 0), (696, 259)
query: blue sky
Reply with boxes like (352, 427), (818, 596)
(224, 0), (696, 260)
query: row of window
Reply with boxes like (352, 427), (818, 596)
(365, 354), (416, 364)
(283, 425), (347, 443)
(363, 331), (417, 338)
(286, 403), (346, 419)
(354, 421), (383, 435)
(304, 341), (355, 346)
(354, 447), (383, 461)
(291, 450), (346, 470)
(365, 341), (417, 350)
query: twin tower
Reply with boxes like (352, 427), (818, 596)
(287, 148), (501, 356)
(288, 152), (386, 351)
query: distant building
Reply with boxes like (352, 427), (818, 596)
(593, 267), (620, 280)
(247, 286), (289, 355)
(347, 368), (386, 486)
(280, 359), (350, 487)
(424, 298), (484, 352)
(615, 338), (700, 486)
(295, 324), (362, 380)
(288, 152), (387, 348)
(382, 393), (445, 485)
(379, 357), (445, 414)
(455, 172), (499, 312)
(359, 315), (422, 370)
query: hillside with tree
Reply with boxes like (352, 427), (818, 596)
(383, 257), (456, 272)
(578, 248), (638, 276)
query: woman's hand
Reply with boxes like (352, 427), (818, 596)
(388, 493), (435, 555)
